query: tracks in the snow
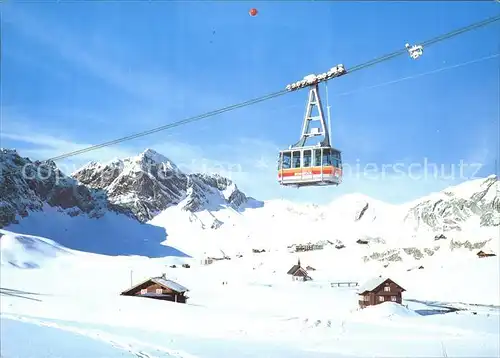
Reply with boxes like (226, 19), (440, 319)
(2, 314), (198, 358)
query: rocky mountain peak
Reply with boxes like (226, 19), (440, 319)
(403, 176), (499, 231)
(0, 148), (254, 228)
(138, 148), (175, 166)
(0, 149), (134, 228)
(72, 149), (253, 222)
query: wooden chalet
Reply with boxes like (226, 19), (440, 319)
(357, 277), (405, 308)
(120, 274), (189, 303)
(477, 250), (496, 258)
(287, 259), (312, 281)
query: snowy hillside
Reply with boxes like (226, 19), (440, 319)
(0, 229), (73, 269)
(148, 176), (499, 263)
(1, 226), (499, 357)
(0, 209), (185, 257)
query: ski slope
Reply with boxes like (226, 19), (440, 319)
(1, 229), (499, 357)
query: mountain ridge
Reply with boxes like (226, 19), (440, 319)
(0, 148), (260, 228)
(1, 147), (498, 260)
(72, 148), (259, 222)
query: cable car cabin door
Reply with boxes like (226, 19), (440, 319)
(301, 149), (314, 181)
(289, 150), (312, 183)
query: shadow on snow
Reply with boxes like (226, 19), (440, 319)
(4, 211), (190, 259)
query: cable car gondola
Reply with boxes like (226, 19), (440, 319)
(278, 68), (344, 188)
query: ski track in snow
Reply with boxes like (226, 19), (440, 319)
(2, 314), (198, 358)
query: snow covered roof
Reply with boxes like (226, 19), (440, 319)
(357, 277), (404, 294)
(121, 276), (189, 295)
(287, 264), (301, 275)
(287, 265), (310, 278)
(151, 277), (189, 293)
(358, 277), (387, 294)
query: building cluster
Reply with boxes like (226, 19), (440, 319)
(292, 243), (324, 252)
(287, 241), (329, 253)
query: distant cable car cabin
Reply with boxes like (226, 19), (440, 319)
(279, 66), (345, 187)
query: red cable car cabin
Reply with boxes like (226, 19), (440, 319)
(277, 78), (343, 188)
(278, 146), (342, 187)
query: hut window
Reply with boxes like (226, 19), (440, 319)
(391, 296), (397, 302)
(140, 289), (147, 294)
(156, 288), (163, 294)
(384, 286), (390, 292)
(378, 296), (385, 302)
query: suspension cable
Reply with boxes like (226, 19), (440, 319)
(347, 14), (500, 74)
(325, 81), (332, 144)
(47, 90), (288, 161)
(334, 53), (500, 98)
(46, 14), (500, 162)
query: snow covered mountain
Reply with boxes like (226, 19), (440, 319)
(72, 149), (260, 222)
(0, 149), (135, 228)
(403, 175), (500, 231)
(0, 148), (260, 257)
(0, 148), (258, 227)
(1, 147), (498, 260)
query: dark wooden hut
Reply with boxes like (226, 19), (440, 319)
(120, 274), (189, 303)
(357, 277), (405, 308)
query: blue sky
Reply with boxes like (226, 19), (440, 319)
(1, 1), (499, 205)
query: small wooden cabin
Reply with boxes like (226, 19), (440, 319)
(477, 250), (496, 258)
(287, 259), (312, 281)
(358, 277), (405, 309)
(120, 274), (189, 303)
